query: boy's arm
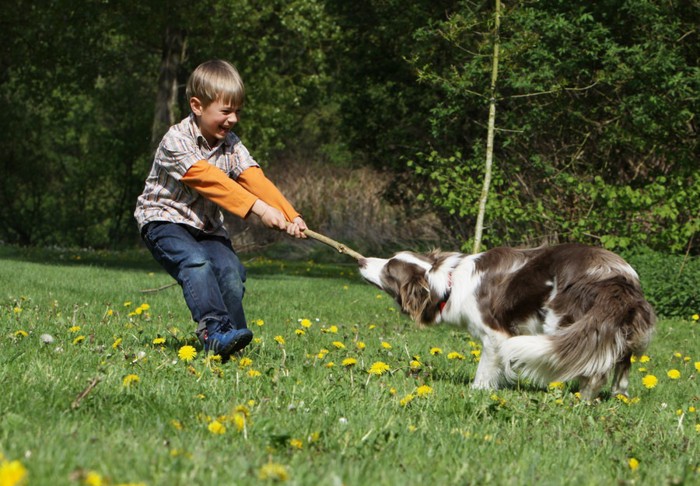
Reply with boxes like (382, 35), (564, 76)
(180, 160), (258, 218)
(180, 160), (286, 232)
(236, 167), (301, 222)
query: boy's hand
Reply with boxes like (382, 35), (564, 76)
(286, 216), (308, 239)
(252, 200), (286, 230)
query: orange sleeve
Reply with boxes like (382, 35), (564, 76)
(237, 167), (300, 221)
(181, 160), (258, 218)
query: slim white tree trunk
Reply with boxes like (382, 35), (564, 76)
(473, 0), (501, 254)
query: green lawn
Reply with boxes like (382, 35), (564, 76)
(1, 246), (698, 485)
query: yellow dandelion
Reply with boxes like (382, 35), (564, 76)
(274, 335), (285, 345)
(294, 329), (305, 336)
(73, 335), (85, 345)
(342, 358), (357, 367)
(548, 381), (565, 390)
(332, 341), (345, 349)
(368, 324), (377, 330)
(170, 419), (184, 430)
(0, 457), (28, 486)
(410, 360), (422, 370)
(628, 458), (639, 471)
(324, 325), (338, 334)
(639, 355), (650, 363)
(325, 362), (335, 368)
(69, 325), (81, 333)
(356, 341), (366, 350)
(152, 337), (166, 345)
(430, 347), (442, 355)
(381, 341), (392, 349)
(247, 369), (261, 378)
(84, 471), (104, 486)
(178, 345), (197, 362)
(208, 420), (226, 435)
(616, 394), (631, 404)
(239, 357), (253, 368)
(694, 361), (700, 372)
(688, 406), (696, 413)
(642, 374), (658, 389)
(696, 424), (700, 433)
(112, 337), (122, 349)
(122, 374), (140, 387)
(400, 394), (416, 407)
(470, 349), (481, 359)
(316, 349), (329, 359)
(300, 318), (312, 328)
(667, 369), (681, 380)
(105, 309), (114, 317)
(12, 306), (22, 315)
(447, 352), (465, 360)
(289, 438), (303, 450)
(692, 314), (699, 321)
(123, 301), (132, 307)
(490, 394), (507, 407)
(233, 413), (246, 432)
(258, 463), (289, 482)
(416, 385), (433, 397)
(13, 330), (28, 338)
(368, 361), (390, 375)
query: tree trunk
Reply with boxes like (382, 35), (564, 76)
(473, 0), (501, 254)
(151, 27), (187, 148)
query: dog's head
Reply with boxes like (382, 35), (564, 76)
(358, 251), (455, 326)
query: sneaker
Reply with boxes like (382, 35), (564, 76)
(199, 326), (253, 358)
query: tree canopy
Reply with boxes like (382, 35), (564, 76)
(1, 0), (697, 253)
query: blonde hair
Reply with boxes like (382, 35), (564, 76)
(186, 60), (245, 108)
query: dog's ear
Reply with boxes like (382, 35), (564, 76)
(399, 274), (431, 323)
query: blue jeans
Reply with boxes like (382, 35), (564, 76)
(141, 222), (248, 335)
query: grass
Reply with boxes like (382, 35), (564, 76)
(0, 245), (698, 486)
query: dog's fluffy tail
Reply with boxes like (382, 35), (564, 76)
(501, 295), (655, 387)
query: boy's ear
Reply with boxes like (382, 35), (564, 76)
(190, 97), (204, 116)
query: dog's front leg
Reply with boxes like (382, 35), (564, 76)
(471, 338), (503, 390)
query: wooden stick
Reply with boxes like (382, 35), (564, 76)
(298, 226), (365, 261)
(139, 225), (364, 293)
(71, 376), (101, 410)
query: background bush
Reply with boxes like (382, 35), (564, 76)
(621, 247), (699, 319)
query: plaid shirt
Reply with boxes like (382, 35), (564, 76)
(134, 114), (259, 236)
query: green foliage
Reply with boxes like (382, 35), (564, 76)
(0, 0), (697, 253)
(622, 247), (700, 319)
(405, 0), (699, 253)
(1, 249), (699, 484)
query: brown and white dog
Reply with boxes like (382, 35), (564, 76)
(358, 243), (656, 399)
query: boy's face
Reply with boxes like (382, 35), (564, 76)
(190, 97), (241, 147)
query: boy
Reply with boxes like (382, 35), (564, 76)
(135, 59), (307, 359)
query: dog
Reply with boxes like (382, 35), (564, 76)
(358, 243), (656, 399)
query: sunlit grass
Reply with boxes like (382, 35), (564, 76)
(0, 247), (698, 485)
